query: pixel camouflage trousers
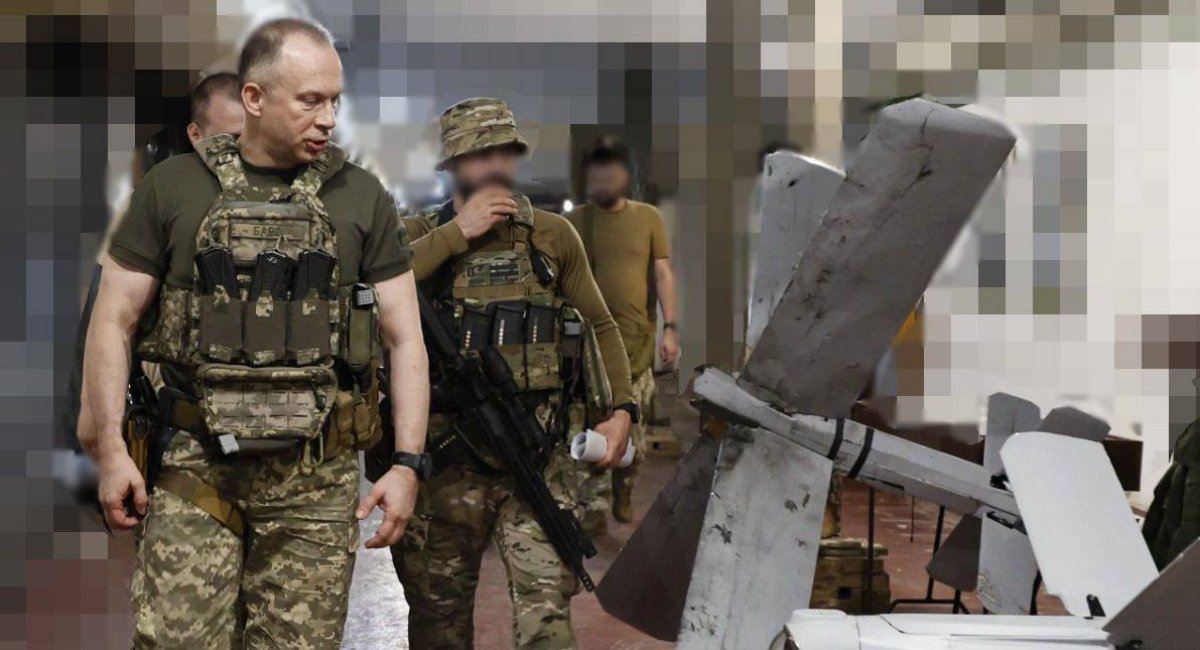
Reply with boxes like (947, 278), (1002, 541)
(131, 433), (359, 650)
(577, 367), (656, 514)
(391, 444), (579, 650)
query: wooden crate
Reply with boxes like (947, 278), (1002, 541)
(643, 426), (683, 458)
(810, 538), (891, 614)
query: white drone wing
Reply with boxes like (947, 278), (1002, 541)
(975, 393), (1043, 614)
(745, 152), (843, 353)
(677, 427), (832, 648)
(976, 399), (1111, 614)
(1001, 432), (1157, 618)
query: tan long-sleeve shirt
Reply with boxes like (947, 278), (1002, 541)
(402, 205), (634, 405)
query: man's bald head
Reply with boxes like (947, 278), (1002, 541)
(237, 18), (342, 167)
(238, 18), (335, 88)
(187, 72), (244, 149)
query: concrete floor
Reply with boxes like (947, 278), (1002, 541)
(33, 393), (1070, 649)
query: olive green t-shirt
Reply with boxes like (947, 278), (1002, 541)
(565, 200), (670, 375)
(109, 151), (413, 288)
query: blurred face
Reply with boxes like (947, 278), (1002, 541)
(450, 146), (521, 198)
(585, 161), (630, 210)
(243, 35), (342, 166)
(188, 93), (245, 150)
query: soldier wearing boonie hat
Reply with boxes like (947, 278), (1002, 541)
(382, 97), (641, 648)
(435, 97), (529, 170)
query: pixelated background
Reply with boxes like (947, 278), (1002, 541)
(5, 0), (1200, 647)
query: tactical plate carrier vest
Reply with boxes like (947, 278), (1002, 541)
(136, 135), (383, 460)
(426, 196), (612, 470)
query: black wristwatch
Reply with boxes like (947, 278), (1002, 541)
(392, 452), (434, 481)
(662, 321), (678, 331)
(614, 402), (641, 424)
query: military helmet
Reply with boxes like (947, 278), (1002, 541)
(436, 97), (529, 170)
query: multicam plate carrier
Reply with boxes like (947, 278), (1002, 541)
(425, 196), (612, 468)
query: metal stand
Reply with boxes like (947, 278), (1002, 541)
(864, 487), (877, 614)
(910, 497), (916, 542)
(888, 505), (970, 614)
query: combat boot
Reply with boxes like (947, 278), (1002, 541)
(611, 469), (635, 523)
(582, 509), (608, 537)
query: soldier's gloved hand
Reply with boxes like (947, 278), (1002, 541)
(357, 465), (419, 548)
(454, 187), (517, 240)
(98, 451), (148, 530)
(593, 409), (632, 469)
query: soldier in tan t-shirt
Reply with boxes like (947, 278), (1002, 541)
(566, 135), (680, 526)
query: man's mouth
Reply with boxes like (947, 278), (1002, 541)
(304, 139), (328, 154)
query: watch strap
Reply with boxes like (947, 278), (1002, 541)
(614, 402), (641, 424)
(392, 451), (433, 481)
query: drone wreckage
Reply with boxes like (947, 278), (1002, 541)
(595, 98), (1200, 650)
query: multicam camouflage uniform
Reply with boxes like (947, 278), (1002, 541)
(616, 367), (656, 490)
(392, 98), (633, 650)
(578, 366), (656, 519)
(394, 444), (580, 649)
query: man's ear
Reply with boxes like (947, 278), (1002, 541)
(242, 81), (265, 118)
(186, 122), (202, 148)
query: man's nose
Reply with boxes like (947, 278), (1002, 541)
(315, 101), (336, 130)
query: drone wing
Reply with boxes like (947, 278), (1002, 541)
(741, 98), (1015, 416)
(1002, 432), (1157, 618)
(745, 152), (843, 353)
(676, 426), (832, 648)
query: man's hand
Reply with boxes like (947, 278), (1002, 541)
(98, 451), (147, 530)
(357, 465), (420, 549)
(593, 409), (632, 469)
(660, 327), (680, 366)
(454, 187), (518, 240)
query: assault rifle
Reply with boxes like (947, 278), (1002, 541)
(417, 291), (599, 590)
